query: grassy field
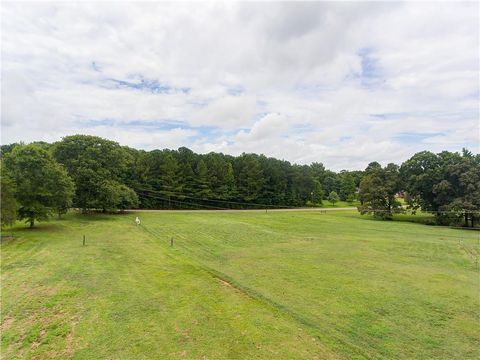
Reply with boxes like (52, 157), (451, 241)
(1, 210), (479, 359)
(318, 201), (359, 208)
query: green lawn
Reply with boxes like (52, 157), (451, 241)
(1, 210), (479, 359)
(319, 201), (359, 208)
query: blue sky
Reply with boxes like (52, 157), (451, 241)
(1, 1), (478, 170)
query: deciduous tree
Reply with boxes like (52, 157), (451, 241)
(53, 135), (133, 211)
(1, 165), (17, 227)
(328, 191), (339, 206)
(358, 162), (403, 219)
(4, 145), (74, 227)
(401, 149), (479, 227)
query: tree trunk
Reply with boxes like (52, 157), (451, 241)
(29, 219), (34, 228)
(465, 212), (469, 227)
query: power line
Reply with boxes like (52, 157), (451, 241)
(138, 191), (230, 210)
(135, 188), (479, 214)
(135, 187), (480, 226)
(138, 189), (479, 215)
(135, 187), (294, 209)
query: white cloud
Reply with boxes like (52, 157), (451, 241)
(236, 113), (288, 141)
(192, 95), (257, 129)
(1, 1), (478, 170)
(81, 127), (198, 151)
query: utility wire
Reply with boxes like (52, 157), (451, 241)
(135, 188), (479, 214)
(138, 191), (230, 210)
(135, 187), (294, 209)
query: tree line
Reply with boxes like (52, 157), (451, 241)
(358, 149), (480, 227)
(1, 135), (478, 227)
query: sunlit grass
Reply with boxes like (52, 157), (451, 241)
(1, 210), (478, 359)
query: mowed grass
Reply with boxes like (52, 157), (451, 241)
(318, 201), (360, 208)
(1, 211), (479, 359)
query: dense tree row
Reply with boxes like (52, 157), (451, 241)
(1, 134), (478, 228)
(400, 149), (480, 227)
(358, 149), (480, 227)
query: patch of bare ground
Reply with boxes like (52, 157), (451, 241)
(216, 277), (247, 296)
(64, 316), (79, 359)
(0, 316), (14, 332)
(176, 327), (192, 344)
(217, 277), (234, 289)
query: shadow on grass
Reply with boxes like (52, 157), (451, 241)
(71, 210), (134, 221)
(10, 223), (65, 232)
(354, 212), (479, 231)
(345, 210), (435, 226)
(392, 213), (435, 225)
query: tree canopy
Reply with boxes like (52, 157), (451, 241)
(1, 135), (477, 228)
(53, 135), (136, 212)
(3, 144), (75, 227)
(1, 163), (17, 228)
(358, 162), (403, 219)
(328, 191), (340, 206)
(400, 149), (480, 226)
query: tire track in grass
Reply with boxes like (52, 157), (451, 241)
(137, 220), (375, 359)
(132, 218), (343, 358)
(138, 214), (473, 358)
(144, 217), (478, 359)
(141, 217), (399, 358)
(457, 238), (480, 267)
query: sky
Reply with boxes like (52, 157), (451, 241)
(1, 1), (479, 171)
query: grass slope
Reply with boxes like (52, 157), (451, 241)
(1, 211), (479, 359)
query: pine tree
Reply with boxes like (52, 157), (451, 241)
(194, 159), (212, 199)
(218, 162), (236, 200)
(340, 174), (356, 201)
(236, 154), (264, 202)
